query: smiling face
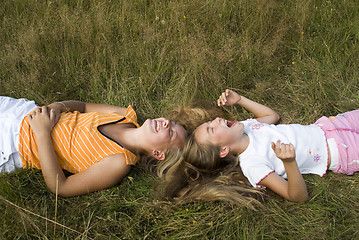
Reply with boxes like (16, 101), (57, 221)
(142, 118), (187, 160)
(194, 117), (244, 148)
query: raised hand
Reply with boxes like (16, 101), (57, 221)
(217, 89), (241, 107)
(271, 140), (296, 162)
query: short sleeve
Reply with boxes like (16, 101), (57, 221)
(240, 157), (275, 187)
(124, 105), (140, 127)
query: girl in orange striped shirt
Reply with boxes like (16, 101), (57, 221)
(0, 96), (187, 197)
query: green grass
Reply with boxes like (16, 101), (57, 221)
(1, 0), (359, 239)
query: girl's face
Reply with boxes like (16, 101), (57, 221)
(194, 117), (244, 147)
(142, 117), (187, 153)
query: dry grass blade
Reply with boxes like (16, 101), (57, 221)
(0, 195), (92, 239)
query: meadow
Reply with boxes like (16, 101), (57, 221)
(1, 0), (359, 239)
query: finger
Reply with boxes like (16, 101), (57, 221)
(274, 140), (281, 152)
(286, 144), (292, 153)
(289, 143), (295, 152)
(225, 89), (230, 96)
(219, 95), (225, 106)
(218, 96), (223, 106)
(49, 108), (56, 121)
(221, 92), (227, 103)
(271, 142), (276, 151)
(284, 144), (289, 152)
(41, 106), (48, 115)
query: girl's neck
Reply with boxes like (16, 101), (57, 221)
(230, 133), (250, 155)
(100, 123), (146, 154)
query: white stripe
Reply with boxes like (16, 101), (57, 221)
(62, 126), (86, 171)
(57, 125), (82, 171)
(79, 128), (105, 158)
(50, 130), (72, 170)
(29, 134), (40, 160)
(75, 129), (97, 164)
(93, 128), (119, 155)
(69, 127), (97, 170)
(76, 113), (94, 128)
(96, 128), (122, 156)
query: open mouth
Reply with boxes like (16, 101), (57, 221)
(226, 120), (237, 127)
(154, 120), (162, 132)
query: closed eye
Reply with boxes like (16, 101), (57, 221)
(207, 126), (214, 135)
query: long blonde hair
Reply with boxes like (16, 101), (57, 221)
(162, 133), (265, 209)
(140, 104), (263, 208)
(140, 103), (223, 178)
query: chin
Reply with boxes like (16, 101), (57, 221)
(142, 119), (151, 127)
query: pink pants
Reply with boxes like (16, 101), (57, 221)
(315, 109), (359, 175)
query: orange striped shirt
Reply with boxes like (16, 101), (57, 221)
(18, 106), (140, 173)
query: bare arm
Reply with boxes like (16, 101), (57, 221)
(28, 106), (131, 197)
(47, 101), (128, 115)
(217, 89), (280, 125)
(259, 140), (308, 203)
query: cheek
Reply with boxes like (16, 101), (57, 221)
(213, 129), (231, 145)
(156, 131), (169, 143)
(210, 133), (222, 146)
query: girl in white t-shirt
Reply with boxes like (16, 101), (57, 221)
(163, 89), (359, 206)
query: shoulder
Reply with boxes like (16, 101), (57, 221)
(241, 118), (267, 128)
(115, 106), (139, 128)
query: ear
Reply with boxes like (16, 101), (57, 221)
(219, 146), (230, 158)
(152, 150), (166, 161)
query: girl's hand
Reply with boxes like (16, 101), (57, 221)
(46, 102), (65, 125)
(28, 106), (57, 137)
(217, 89), (241, 107)
(271, 140), (296, 162)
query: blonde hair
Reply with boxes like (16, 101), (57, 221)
(140, 104), (264, 208)
(161, 133), (264, 209)
(140, 104), (223, 178)
(166, 103), (223, 133)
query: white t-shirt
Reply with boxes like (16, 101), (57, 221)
(238, 119), (328, 187)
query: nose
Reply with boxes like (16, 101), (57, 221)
(214, 117), (221, 124)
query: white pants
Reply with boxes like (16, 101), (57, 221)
(0, 96), (37, 172)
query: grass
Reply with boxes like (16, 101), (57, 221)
(1, 0), (359, 239)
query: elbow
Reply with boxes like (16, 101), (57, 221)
(295, 196), (309, 203)
(48, 187), (67, 197)
(273, 113), (280, 124)
(49, 189), (76, 198)
(47, 184), (75, 198)
(288, 192), (309, 203)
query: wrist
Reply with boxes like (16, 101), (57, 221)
(282, 158), (296, 164)
(34, 131), (52, 140)
(235, 96), (242, 105)
(55, 102), (70, 113)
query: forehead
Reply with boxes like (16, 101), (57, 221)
(194, 123), (209, 145)
(173, 124), (187, 148)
